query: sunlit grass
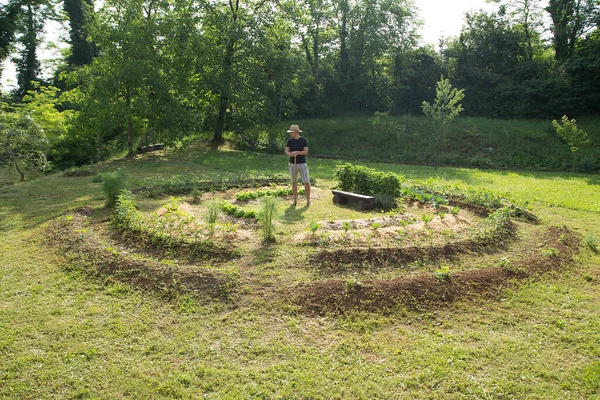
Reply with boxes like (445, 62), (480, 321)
(1, 141), (600, 398)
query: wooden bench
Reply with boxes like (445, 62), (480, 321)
(332, 190), (376, 210)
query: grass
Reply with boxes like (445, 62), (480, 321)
(231, 115), (600, 173)
(2, 141), (600, 398)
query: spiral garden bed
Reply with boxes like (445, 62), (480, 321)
(46, 171), (580, 314)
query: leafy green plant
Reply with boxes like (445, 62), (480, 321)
(584, 235), (599, 254)
(308, 221), (321, 236)
(221, 201), (256, 219)
(552, 115), (589, 172)
(421, 214), (434, 225)
(344, 273), (363, 295)
(236, 187), (303, 201)
(422, 76), (465, 169)
(335, 163), (403, 197)
(100, 169), (127, 208)
(434, 266), (451, 281)
(542, 248), (559, 257)
(342, 221), (351, 233)
(498, 257), (511, 268)
(451, 206), (461, 216)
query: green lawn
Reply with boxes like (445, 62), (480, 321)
(1, 144), (600, 399)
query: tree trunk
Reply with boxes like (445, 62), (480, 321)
(13, 160), (24, 181)
(213, 34), (236, 143)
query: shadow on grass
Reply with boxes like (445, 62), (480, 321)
(281, 204), (308, 224)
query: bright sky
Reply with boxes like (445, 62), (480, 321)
(416, 0), (498, 45)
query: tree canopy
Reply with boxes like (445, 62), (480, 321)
(0, 0), (598, 170)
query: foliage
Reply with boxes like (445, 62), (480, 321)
(258, 196), (279, 243)
(0, 103), (50, 181)
(422, 76), (465, 168)
(236, 187), (303, 201)
(137, 173), (289, 197)
(434, 266), (451, 281)
(552, 115), (589, 171)
(206, 199), (221, 227)
(99, 169), (126, 208)
(221, 201), (256, 220)
(584, 235), (599, 254)
(335, 163), (404, 197)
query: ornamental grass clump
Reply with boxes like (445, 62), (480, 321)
(258, 196), (279, 243)
(100, 169), (127, 208)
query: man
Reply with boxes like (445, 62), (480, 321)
(285, 124), (310, 206)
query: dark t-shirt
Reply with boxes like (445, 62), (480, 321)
(286, 137), (308, 164)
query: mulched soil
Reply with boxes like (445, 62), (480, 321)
(45, 211), (233, 301)
(291, 225), (579, 315)
(45, 205), (579, 315)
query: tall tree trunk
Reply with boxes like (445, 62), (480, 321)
(213, 0), (240, 143)
(213, 36), (235, 143)
(126, 89), (134, 156)
(13, 160), (24, 181)
(64, 0), (96, 66)
(16, 2), (40, 99)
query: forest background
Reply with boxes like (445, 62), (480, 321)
(0, 0), (599, 175)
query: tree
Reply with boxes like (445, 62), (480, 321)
(72, 0), (184, 157)
(487, 0), (545, 59)
(546, 0), (599, 62)
(0, 103), (50, 181)
(64, 0), (96, 66)
(0, 0), (20, 86)
(13, 0), (58, 99)
(552, 114), (589, 171)
(422, 76), (465, 168)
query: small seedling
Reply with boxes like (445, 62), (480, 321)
(342, 221), (351, 233)
(542, 248), (559, 257)
(421, 214), (434, 225)
(434, 266), (451, 281)
(450, 206), (460, 216)
(498, 257), (511, 268)
(308, 221), (321, 235)
(344, 273), (363, 294)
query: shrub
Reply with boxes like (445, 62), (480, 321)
(335, 163), (403, 197)
(375, 193), (397, 210)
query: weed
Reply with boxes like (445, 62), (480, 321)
(342, 221), (351, 233)
(498, 257), (512, 268)
(344, 273), (364, 295)
(371, 222), (381, 233)
(584, 235), (599, 253)
(421, 214), (434, 225)
(434, 266), (451, 281)
(542, 248), (560, 257)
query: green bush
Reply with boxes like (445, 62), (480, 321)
(335, 163), (403, 197)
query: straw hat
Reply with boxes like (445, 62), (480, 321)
(287, 124), (302, 133)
